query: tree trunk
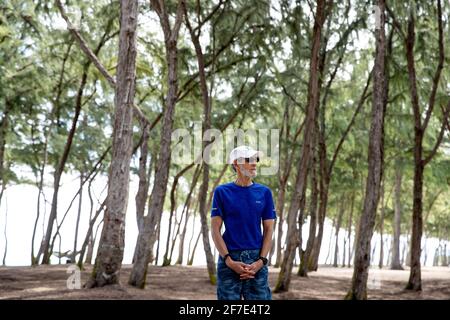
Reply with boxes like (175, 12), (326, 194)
(274, 181), (286, 268)
(129, 1), (184, 288)
(162, 164), (194, 266)
(134, 124), (150, 239)
(84, 167), (96, 265)
(346, 0), (385, 299)
(346, 190), (355, 267)
(333, 197), (345, 267)
(77, 197), (106, 269)
(1, 185), (7, 265)
(86, 0), (138, 288)
(188, 227), (202, 266)
(176, 166), (202, 265)
(274, 0), (327, 293)
(442, 243), (448, 266)
(32, 41), (73, 265)
(324, 217), (336, 265)
(70, 172), (84, 263)
(379, 183), (385, 269)
(184, 5), (218, 283)
(404, 0), (446, 292)
(391, 162), (403, 269)
(39, 74), (86, 264)
(298, 155), (318, 276)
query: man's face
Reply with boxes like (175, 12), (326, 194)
(234, 157), (259, 178)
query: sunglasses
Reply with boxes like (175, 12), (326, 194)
(241, 157), (260, 163)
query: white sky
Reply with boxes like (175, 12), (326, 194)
(0, 168), (445, 267)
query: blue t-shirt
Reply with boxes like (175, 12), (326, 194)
(211, 182), (276, 251)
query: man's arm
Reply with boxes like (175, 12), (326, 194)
(246, 219), (275, 273)
(211, 216), (230, 258)
(260, 219), (275, 258)
(211, 216), (255, 279)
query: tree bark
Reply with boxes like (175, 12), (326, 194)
(86, 0), (138, 288)
(346, 0), (386, 300)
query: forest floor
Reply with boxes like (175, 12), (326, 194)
(0, 264), (449, 300)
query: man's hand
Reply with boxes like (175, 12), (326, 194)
(225, 258), (255, 279)
(241, 259), (264, 279)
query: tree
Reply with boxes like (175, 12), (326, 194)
(346, 0), (386, 300)
(388, 0), (450, 290)
(274, 0), (329, 293)
(86, 0), (139, 287)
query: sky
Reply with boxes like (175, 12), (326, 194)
(0, 167), (445, 267)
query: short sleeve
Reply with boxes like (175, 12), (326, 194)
(211, 188), (224, 218)
(262, 189), (277, 220)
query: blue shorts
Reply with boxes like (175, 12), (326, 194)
(217, 249), (271, 300)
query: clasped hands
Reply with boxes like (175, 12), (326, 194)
(225, 257), (264, 280)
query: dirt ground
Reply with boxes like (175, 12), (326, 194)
(0, 264), (449, 300)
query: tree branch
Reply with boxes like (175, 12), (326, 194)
(386, 3), (406, 40)
(422, 102), (450, 166)
(328, 70), (372, 176)
(56, 0), (151, 126)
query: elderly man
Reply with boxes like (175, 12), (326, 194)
(210, 145), (276, 300)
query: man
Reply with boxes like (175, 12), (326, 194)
(211, 145), (276, 300)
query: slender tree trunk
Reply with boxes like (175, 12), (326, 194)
(71, 172), (84, 263)
(134, 124), (150, 239)
(441, 242), (447, 267)
(324, 217), (336, 265)
(346, 0), (385, 299)
(184, 5), (218, 283)
(129, 1), (184, 289)
(274, 181), (286, 267)
(333, 197), (345, 267)
(32, 41), (73, 265)
(1, 185), (7, 265)
(379, 183), (385, 269)
(84, 165), (96, 265)
(403, 0), (446, 291)
(86, 0), (138, 288)
(176, 165), (202, 265)
(188, 227), (202, 266)
(346, 190), (355, 267)
(298, 155), (318, 276)
(391, 162), (403, 269)
(77, 197), (106, 269)
(39, 71), (87, 264)
(162, 164), (194, 266)
(187, 200), (200, 266)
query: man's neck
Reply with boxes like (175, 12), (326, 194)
(235, 176), (253, 187)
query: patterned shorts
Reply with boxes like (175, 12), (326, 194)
(217, 249), (271, 300)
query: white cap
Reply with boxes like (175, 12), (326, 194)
(228, 145), (263, 164)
